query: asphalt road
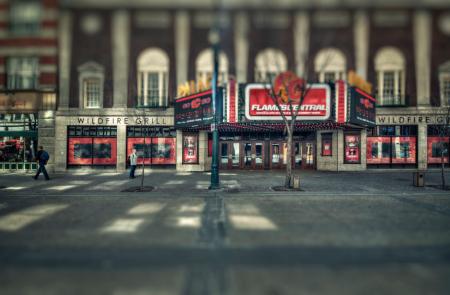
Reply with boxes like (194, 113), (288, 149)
(0, 184), (449, 295)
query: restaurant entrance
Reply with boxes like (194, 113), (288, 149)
(269, 141), (315, 170)
(219, 133), (316, 170)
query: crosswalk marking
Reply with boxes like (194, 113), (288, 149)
(3, 186), (27, 191)
(101, 218), (145, 233)
(128, 202), (165, 215)
(0, 204), (69, 232)
(46, 185), (76, 191)
(88, 180), (129, 191)
(228, 203), (278, 230)
(101, 202), (167, 233)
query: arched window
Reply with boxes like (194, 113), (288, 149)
(137, 48), (169, 107)
(375, 47), (406, 106)
(195, 49), (229, 86)
(78, 61), (104, 109)
(439, 61), (450, 106)
(314, 48), (346, 82)
(254, 48), (287, 83)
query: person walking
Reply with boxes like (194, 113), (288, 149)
(129, 148), (137, 179)
(34, 145), (50, 180)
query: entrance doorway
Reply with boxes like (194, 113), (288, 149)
(242, 141), (264, 169)
(220, 141), (240, 169)
(268, 141), (315, 169)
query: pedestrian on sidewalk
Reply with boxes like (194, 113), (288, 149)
(34, 145), (50, 180)
(129, 148), (137, 179)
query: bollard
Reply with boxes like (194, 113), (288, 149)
(291, 175), (300, 189)
(413, 171), (425, 187)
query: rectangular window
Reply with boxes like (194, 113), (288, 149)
(83, 78), (101, 108)
(9, 1), (41, 35)
(321, 133), (333, 156)
(382, 71), (395, 105)
(6, 57), (39, 90)
(147, 72), (159, 107)
(427, 137), (450, 164)
(442, 77), (450, 106)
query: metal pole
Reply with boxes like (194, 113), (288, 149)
(209, 29), (220, 190)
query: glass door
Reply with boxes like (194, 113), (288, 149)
(270, 142), (281, 169)
(302, 142), (315, 169)
(254, 142), (264, 169)
(243, 142), (252, 169)
(231, 142), (240, 168)
(220, 142), (229, 169)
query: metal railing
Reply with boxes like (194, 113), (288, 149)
(136, 96), (169, 108)
(376, 95), (408, 107)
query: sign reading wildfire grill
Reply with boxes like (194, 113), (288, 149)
(174, 89), (223, 128)
(348, 87), (376, 127)
(244, 84), (331, 121)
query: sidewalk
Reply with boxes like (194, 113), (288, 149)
(1, 169), (449, 196)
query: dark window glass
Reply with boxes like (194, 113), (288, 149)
(93, 144), (112, 159)
(74, 144), (92, 159)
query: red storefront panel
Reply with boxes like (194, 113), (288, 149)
(127, 138), (152, 165)
(152, 137), (176, 164)
(92, 138), (117, 165)
(68, 137), (93, 165)
(427, 137), (450, 164)
(367, 137), (391, 164)
(127, 137), (176, 165)
(391, 137), (416, 164)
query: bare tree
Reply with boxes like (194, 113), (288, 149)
(260, 51), (337, 188)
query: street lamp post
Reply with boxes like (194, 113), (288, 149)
(209, 27), (220, 190)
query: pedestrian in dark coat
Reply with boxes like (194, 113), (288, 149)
(34, 145), (50, 180)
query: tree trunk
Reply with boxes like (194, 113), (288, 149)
(441, 142), (446, 189)
(285, 127), (293, 188)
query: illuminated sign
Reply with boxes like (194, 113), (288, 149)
(244, 84), (331, 121)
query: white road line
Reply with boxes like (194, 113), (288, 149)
(0, 204), (69, 232)
(128, 202), (165, 215)
(101, 218), (145, 233)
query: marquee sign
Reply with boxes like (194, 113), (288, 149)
(348, 87), (376, 127)
(244, 84), (331, 121)
(174, 89), (224, 128)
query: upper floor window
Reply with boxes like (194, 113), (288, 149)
(9, 1), (41, 35)
(439, 61), (450, 106)
(314, 48), (346, 82)
(78, 62), (104, 109)
(196, 49), (229, 87)
(254, 48), (287, 83)
(6, 57), (39, 90)
(137, 48), (169, 107)
(375, 47), (406, 106)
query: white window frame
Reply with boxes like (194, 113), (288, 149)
(315, 48), (347, 83)
(9, 1), (42, 36)
(78, 62), (104, 109)
(375, 47), (406, 106)
(439, 61), (450, 107)
(254, 48), (287, 83)
(137, 48), (169, 107)
(196, 49), (229, 86)
(6, 56), (39, 90)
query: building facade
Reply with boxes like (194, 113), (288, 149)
(2, 0), (448, 172)
(0, 0), (57, 171)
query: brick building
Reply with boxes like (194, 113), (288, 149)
(0, 0), (57, 171)
(2, 0), (448, 172)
